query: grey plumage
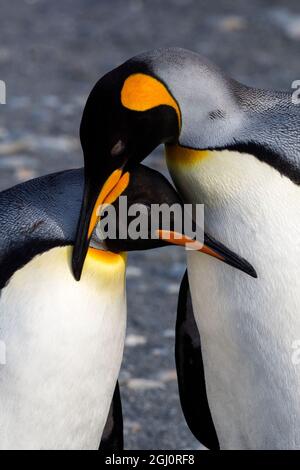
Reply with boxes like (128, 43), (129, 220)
(130, 47), (300, 183)
(0, 169), (83, 288)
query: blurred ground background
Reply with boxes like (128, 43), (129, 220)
(0, 0), (299, 449)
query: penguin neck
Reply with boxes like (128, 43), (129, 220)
(0, 246), (127, 450)
(233, 86), (300, 185)
(166, 145), (300, 449)
(165, 142), (300, 319)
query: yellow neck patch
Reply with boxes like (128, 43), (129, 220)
(87, 247), (127, 268)
(121, 73), (181, 128)
(165, 144), (213, 167)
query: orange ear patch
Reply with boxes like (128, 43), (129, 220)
(121, 73), (181, 128)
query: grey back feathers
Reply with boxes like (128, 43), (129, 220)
(131, 47), (300, 184)
(0, 169), (83, 288)
(232, 84), (300, 183)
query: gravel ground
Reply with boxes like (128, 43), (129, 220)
(0, 0), (299, 450)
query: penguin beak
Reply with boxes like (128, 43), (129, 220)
(72, 169), (130, 281)
(157, 230), (257, 278)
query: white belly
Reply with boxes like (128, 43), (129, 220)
(0, 246), (126, 450)
(167, 147), (300, 449)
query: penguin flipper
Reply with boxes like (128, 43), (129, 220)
(175, 270), (220, 450)
(99, 381), (124, 451)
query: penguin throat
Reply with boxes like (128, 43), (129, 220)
(89, 229), (126, 264)
(165, 144), (213, 167)
(87, 247), (125, 264)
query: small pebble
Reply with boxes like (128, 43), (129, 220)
(0, 140), (29, 155)
(165, 283), (180, 294)
(158, 369), (177, 383)
(15, 168), (37, 182)
(163, 329), (175, 339)
(124, 420), (141, 433)
(126, 266), (142, 278)
(218, 15), (247, 32)
(151, 347), (169, 357)
(125, 334), (147, 347)
(126, 378), (165, 391)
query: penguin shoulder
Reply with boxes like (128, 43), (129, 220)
(0, 169), (84, 288)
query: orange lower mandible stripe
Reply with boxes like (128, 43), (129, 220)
(103, 172), (130, 206)
(156, 230), (224, 261)
(88, 171), (130, 239)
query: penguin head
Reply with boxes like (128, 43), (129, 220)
(72, 48), (254, 279)
(92, 164), (187, 254)
(88, 164), (256, 278)
(84, 163), (197, 254)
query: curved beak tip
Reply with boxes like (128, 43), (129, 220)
(235, 257), (257, 279)
(71, 254), (84, 282)
(249, 265), (258, 279)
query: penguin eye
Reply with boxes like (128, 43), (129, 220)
(111, 139), (125, 157)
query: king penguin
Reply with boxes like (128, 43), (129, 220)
(0, 168), (126, 450)
(72, 47), (300, 450)
(0, 163), (254, 450)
